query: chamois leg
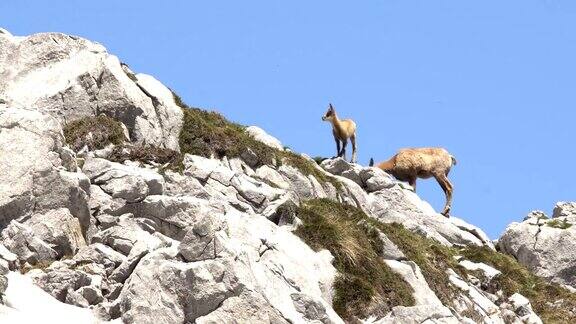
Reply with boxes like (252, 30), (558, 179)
(408, 177), (417, 192)
(350, 134), (357, 163)
(434, 173), (453, 217)
(333, 134), (341, 159)
(339, 138), (348, 160)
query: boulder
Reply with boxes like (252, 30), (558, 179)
(83, 157), (164, 203)
(1, 221), (59, 265)
(25, 208), (86, 258)
(196, 291), (289, 324)
(245, 126), (284, 150)
(30, 268), (92, 302)
(499, 207), (576, 289)
(320, 158), (363, 186)
(71, 243), (125, 276)
(178, 215), (226, 262)
(507, 293), (543, 324)
(0, 107), (90, 230)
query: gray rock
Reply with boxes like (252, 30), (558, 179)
(1, 221), (59, 265)
(91, 215), (168, 256)
(72, 243), (125, 276)
(255, 165), (290, 190)
(360, 167), (395, 192)
(0, 32), (182, 150)
(178, 215), (225, 262)
(553, 202), (576, 219)
(25, 208), (86, 258)
(119, 195), (227, 240)
(0, 108), (90, 232)
(240, 147), (260, 167)
(278, 165), (315, 199)
(507, 293), (543, 324)
(499, 206), (576, 289)
(320, 158), (363, 186)
(385, 260), (443, 307)
(30, 268), (92, 302)
(245, 126), (284, 150)
(196, 291), (289, 324)
(376, 305), (459, 324)
(83, 157), (164, 203)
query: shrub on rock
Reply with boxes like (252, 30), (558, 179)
(64, 115), (125, 152)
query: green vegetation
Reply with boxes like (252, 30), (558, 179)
(174, 92), (341, 188)
(375, 222), (467, 308)
(547, 219), (572, 229)
(63, 115), (125, 151)
(293, 199), (415, 321)
(108, 144), (183, 172)
(313, 156), (328, 165)
(292, 198), (576, 323)
(461, 246), (576, 323)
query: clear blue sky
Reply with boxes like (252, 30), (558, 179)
(2, 1), (575, 238)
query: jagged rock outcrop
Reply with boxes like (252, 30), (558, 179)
(499, 202), (576, 290)
(0, 29), (570, 324)
(0, 29), (182, 151)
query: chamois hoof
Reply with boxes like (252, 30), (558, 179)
(441, 209), (451, 218)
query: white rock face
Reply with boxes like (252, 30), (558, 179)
(0, 31), (182, 151)
(499, 204), (576, 289)
(0, 107), (88, 226)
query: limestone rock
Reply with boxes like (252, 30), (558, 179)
(245, 126), (284, 150)
(0, 32), (182, 150)
(83, 157), (164, 203)
(499, 205), (576, 289)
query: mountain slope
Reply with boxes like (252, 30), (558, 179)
(0, 29), (574, 324)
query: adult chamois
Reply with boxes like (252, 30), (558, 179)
(370, 148), (457, 217)
(322, 104), (358, 163)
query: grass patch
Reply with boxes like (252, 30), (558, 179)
(547, 219), (572, 229)
(174, 92), (341, 188)
(108, 144), (184, 172)
(63, 115), (125, 151)
(375, 222), (467, 308)
(293, 199), (414, 321)
(462, 246), (576, 323)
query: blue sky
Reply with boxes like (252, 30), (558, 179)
(2, 1), (575, 238)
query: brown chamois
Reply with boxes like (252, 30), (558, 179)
(370, 148), (457, 217)
(321, 103), (358, 163)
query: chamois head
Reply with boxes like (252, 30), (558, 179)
(322, 103), (336, 122)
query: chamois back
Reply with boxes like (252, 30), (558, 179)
(393, 148), (454, 177)
(373, 147), (456, 216)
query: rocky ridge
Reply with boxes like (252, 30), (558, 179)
(0, 29), (574, 323)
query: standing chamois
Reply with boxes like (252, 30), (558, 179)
(322, 104), (358, 163)
(370, 148), (457, 217)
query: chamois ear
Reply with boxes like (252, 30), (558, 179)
(369, 158), (374, 167)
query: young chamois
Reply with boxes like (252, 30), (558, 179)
(322, 104), (358, 163)
(370, 148), (457, 217)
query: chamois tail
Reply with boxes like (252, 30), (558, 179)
(451, 155), (458, 166)
(369, 158), (375, 167)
